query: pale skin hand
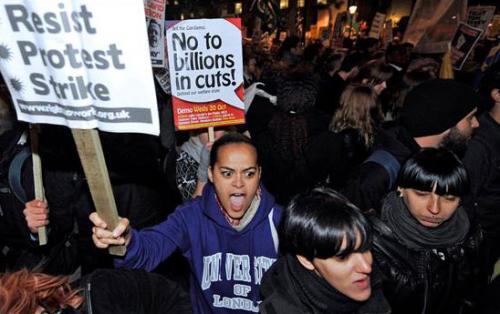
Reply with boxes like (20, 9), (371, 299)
(192, 141), (215, 199)
(23, 199), (49, 233)
(89, 212), (131, 249)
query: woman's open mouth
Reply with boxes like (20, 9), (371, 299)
(229, 193), (245, 211)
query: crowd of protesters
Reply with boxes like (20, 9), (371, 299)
(0, 30), (500, 314)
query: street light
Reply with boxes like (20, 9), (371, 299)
(349, 5), (357, 15)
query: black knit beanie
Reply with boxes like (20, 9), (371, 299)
(400, 79), (476, 137)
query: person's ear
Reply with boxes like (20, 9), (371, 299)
(208, 166), (214, 183)
(296, 255), (315, 271)
(397, 186), (404, 197)
(258, 166), (262, 180)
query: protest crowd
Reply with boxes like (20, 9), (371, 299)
(1, 2), (500, 314)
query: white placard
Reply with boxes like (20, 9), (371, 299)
(166, 18), (245, 130)
(144, 0), (166, 68)
(0, 0), (159, 135)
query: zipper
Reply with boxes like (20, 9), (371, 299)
(85, 280), (93, 314)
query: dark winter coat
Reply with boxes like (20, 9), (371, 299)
(370, 199), (482, 314)
(342, 123), (419, 211)
(260, 255), (391, 314)
(78, 269), (192, 314)
(330, 128), (374, 190)
(463, 112), (500, 239)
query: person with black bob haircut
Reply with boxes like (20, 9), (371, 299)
(370, 147), (482, 314)
(260, 187), (391, 314)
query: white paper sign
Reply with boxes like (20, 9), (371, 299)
(0, 0), (159, 135)
(144, 0), (166, 68)
(166, 19), (244, 108)
(165, 18), (245, 130)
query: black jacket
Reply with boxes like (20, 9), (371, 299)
(463, 112), (500, 239)
(370, 212), (482, 314)
(0, 126), (35, 251)
(331, 128), (374, 190)
(316, 73), (346, 115)
(342, 124), (419, 211)
(260, 255), (391, 314)
(78, 269), (191, 314)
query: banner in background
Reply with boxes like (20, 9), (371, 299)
(404, 0), (467, 54)
(451, 22), (483, 70)
(467, 6), (495, 34)
(144, 0), (166, 67)
(369, 13), (386, 39)
(166, 18), (244, 130)
(0, 0), (159, 135)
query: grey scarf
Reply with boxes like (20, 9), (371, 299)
(381, 192), (470, 250)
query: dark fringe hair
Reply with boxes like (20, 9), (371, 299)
(279, 187), (372, 260)
(397, 148), (469, 196)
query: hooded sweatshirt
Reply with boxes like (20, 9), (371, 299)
(115, 183), (282, 314)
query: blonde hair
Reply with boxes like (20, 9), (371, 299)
(330, 84), (379, 146)
(0, 269), (84, 314)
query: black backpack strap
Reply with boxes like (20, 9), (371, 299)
(8, 147), (31, 204)
(365, 149), (401, 190)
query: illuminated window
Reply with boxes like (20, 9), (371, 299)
(235, 2), (242, 14)
(280, 0), (289, 9)
(298, 0), (305, 7)
(318, 0), (328, 5)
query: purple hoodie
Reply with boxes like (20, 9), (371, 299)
(115, 183), (282, 313)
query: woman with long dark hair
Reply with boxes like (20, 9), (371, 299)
(247, 65), (346, 205)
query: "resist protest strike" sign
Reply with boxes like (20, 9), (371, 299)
(0, 0), (159, 135)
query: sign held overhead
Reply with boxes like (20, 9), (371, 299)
(0, 0), (159, 135)
(166, 18), (245, 130)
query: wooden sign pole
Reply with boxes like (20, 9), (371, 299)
(29, 125), (47, 246)
(71, 128), (126, 256)
(208, 126), (215, 143)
